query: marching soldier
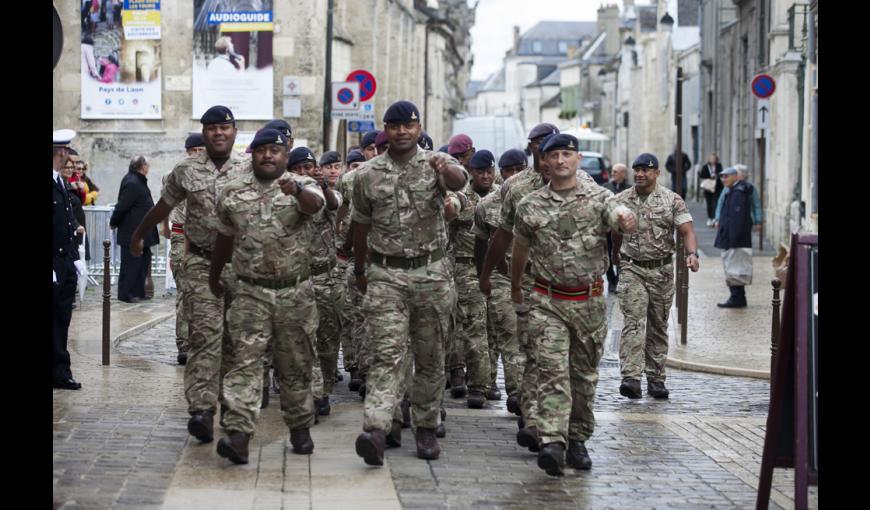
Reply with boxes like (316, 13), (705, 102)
(511, 134), (637, 476)
(612, 153), (699, 400)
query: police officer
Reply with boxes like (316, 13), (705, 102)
(130, 105), (248, 443)
(350, 101), (467, 465)
(511, 134), (637, 476)
(209, 128), (325, 464)
(612, 153), (699, 400)
(53, 129), (83, 390)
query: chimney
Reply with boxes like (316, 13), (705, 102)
(513, 25), (521, 53)
(597, 4), (621, 56)
(566, 46), (578, 60)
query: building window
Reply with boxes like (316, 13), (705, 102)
(533, 41), (542, 53)
(558, 41), (568, 53)
(758, 0), (770, 66)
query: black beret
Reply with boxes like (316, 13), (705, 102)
(361, 130), (379, 148)
(287, 147), (317, 169)
(498, 149), (528, 168)
(200, 105), (235, 125)
(250, 128), (288, 150)
(469, 150), (496, 170)
(67, 148), (79, 156)
(631, 153), (659, 169)
(184, 133), (205, 149)
(540, 134), (580, 153)
(437, 144), (449, 154)
(383, 100), (420, 123)
(319, 150), (341, 166)
(528, 123), (560, 140)
(418, 132), (434, 150)
(263, 119), (292, 138)
(346, 149), (366, 164)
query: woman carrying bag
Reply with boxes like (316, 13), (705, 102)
(698, 152), (723, 227)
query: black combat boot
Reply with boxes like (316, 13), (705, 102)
(485, 383), (502, 401)
(647, 380), (670, 399)
(467, 391), (486, 409)
(261, 387), (269, 409)
(517, 426), (540, 452)
(449, 368), (467, 398)
(358, 376), (367, 400)
(216, 431), (250, 464)
(435, 423), (446, 438)
(718, 286), (748, 308)
(415, 427), (441, 460)
(401, 397), (412, 428)
(356, 429), (386, 466)
(386, 420), (402, 448)
(335, 372), (344, 382)
(440, 407), (447, 422)
(177, 352), (188, 365)
(619, 378), (642, 399)
(290, 428), (314, 454)
(187, 410), (214, 443)
(566, 439), (592, 470)
(316, 397), (331, 416)
(537, 442), (566, 476)
(348, 368), (361, 392)
(506, 393), (521, 416)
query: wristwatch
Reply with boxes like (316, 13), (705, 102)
(688, 251), (699, 258)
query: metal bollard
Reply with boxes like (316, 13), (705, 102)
(679, 245), (689, 345)
(102, 240), (111, 366)
(770, 278), (782, 375)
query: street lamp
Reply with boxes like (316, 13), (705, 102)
(660, 12), (674, 31)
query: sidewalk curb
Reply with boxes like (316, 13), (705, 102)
(113, 313), (175, 347)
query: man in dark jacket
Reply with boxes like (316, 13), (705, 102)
(604, 163), (631, 291)
(110, 155), (159, 303)
(713, 166), (754, 308)
(665, 148), (691, 199)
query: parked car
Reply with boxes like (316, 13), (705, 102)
(579, 151), (611, 185)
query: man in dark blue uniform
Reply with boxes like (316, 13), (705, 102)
(53, 129), (83, 390)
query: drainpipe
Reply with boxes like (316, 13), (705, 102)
(322, 0), (334, 151)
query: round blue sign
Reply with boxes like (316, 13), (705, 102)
(751, 74), (776, 99)
(337, 87), (354, 105)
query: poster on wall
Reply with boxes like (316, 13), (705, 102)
(192, 0), (274, 120)
(81, 0), (162, 119)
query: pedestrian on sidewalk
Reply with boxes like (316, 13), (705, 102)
(604, 163), (631, 291)
(350, 100), (467, 466)
(612, 153), (699, 401)
(714, 164), (763, 231)
(698, 153), (723, 227)
(209, 128), (325, 464)
(110, 155), (159, 303)
(665, 146), (692, 199)
(511, 134), (637, 476)
(53, 129), (84, 390)
(130, 105), (249, 445)
(714, 166), (754, 308)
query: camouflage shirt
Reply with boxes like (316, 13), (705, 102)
(449, 183), (494, 258)
(472, 183), (503, 242)
(309, 187), (343, 268)
(161, 151), (250, 251)
(351, 149), (467, 257)
(613, 184), (692, 261)
(162, 170), (186, 226)
(215, 172), (324, 281)
(513, 180), (631, 287)
(335, 170), (358, 249)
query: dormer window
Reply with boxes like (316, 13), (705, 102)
(533, 41), (542, 53)
(558, 41), (567, 53)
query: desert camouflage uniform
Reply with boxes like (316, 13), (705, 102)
(352, 149), (465, 432)
(336, 170), (363, 374)
(215, 171), (324, 434)
(161, 151), (249, 417)
(613, 185), (692, 383)
(163, 171), (189, 355)
(513, 179), (631, 446)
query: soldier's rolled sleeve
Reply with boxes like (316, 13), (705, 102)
(350, 172), (372, 225)
(160, 165), (187, 208)
(672, 194), (693, 225)
(214, 196), (236, 237)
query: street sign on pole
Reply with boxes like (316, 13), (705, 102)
(751, 74), (776, 99)
(331, 81), (360, 120)
(757, 99), (770, 130)
(348, 120), (376, 133)
(346, 69), (377, 102)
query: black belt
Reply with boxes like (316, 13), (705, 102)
(370, 247), (445, 270)
(623, 255), (672, 269)
(238, 271), (310, 290)
(188, 243), (212, 260)
(311, 259), (336, 276)
(454, 256), (475, 265)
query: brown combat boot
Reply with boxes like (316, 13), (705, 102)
(216, 431), (250, 464)
(415, 427), (441, 460)
(290, 427), (314, 454)
(386, 420), (402, 448)
(187, 411), (214, 443)
(356, 429), (386, 466)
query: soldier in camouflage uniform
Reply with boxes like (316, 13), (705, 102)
(448, 149), (499, 408)
(511, 134), (637, 476)
(473, 148), (527, 413)
(208, 129), (325, 464)
(612, 153), (699, 400)
(131, 105), (249, 443)
(162, 133), (205, 366)
(350, 101), (467, 466)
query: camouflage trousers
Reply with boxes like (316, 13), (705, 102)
(530, 290), (607, 445)
(343, 260), (369, 377)
(181, 253), (237, 415)
(336, 257), (354, 370)
(452, 262), (490, 394)
(486, 274), (525, 395)
(312, 265), (344, 397)
(517, 273), (540, 428)
(170, 233), (188, 354)
(224, 277), (320, 434)
(617, 262), (675, 383)
(262, 337), (324, 397)
(362, 257), (455, 432)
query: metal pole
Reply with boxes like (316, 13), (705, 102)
(675, 67), (686, 320)
(680, 243), (688, 345)
(322, 0), (334, 151)
(102, 240), (111, 366)
(758, 134), (765, 251)
(770, 278), (782, 375)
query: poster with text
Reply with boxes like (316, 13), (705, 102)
(192, 0), (274, 120)
(81, 0), (162, 119)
